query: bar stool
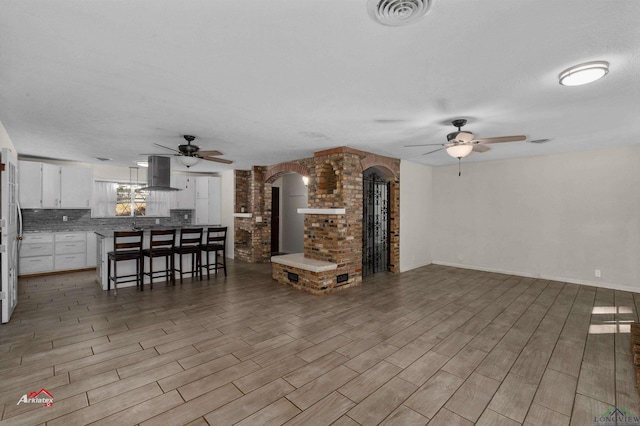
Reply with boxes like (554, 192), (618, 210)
(107, 230), (143, 295)
(173, 227), (203, 283)
(142, 229), (176, 290)
(200, 227), (227, 279)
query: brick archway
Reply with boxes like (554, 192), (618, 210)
(264, 162), (310, 184)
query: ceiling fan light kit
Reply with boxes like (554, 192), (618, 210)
(178, 155), (200, 168)
(446, 144), (473, 158)
(559, 61), (609, 86)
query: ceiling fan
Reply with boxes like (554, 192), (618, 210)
(147, 135), (233, 167)
(405, 119), (527, 159)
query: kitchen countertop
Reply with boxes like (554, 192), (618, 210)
(95, 225), (221, 238)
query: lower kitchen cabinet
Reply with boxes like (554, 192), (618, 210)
(19, 233), (54, 275)
(54, 232), (86, 271)
(19, 231), (92, 276)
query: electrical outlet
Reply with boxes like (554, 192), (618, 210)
(155, 218), (160, 225)
(595, 269), (601, 278)
(62, 216), (68, 222)
(256, 216), (262, 223)
(184, 214), (189, 220)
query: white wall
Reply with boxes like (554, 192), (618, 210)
(399, 160), (433, 272)
(0, 120), (17, 152)
(431, 145), (640, 291)
(220, 169), (235, 259)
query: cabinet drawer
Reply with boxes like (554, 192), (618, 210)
(19, 255), (54, 274)
(20, 242), (54, 257)
(55, 232), (86, 243)
(55, 241), (86, 255)
(55, 253), (86, 271)
(22, 233), (54, 244)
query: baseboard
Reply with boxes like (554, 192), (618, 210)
(430, 260), (639, 293)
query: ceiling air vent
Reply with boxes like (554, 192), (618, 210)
(367, 0), (433, 26)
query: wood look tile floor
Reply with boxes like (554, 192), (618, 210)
(1, 261), (639, 425)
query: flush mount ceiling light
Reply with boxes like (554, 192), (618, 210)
(446, 144), (473, 159)
(367, 0), (433, 26)
(559, 61), (609, 86)
(136, 161), (148, 168)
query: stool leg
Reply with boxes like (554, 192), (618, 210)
(107, 257), (112, 291)
(113, 259), (118, 295)
(222, 248), (227, 277)
(179, 253), (184, 283)
(207, 250), (211, 280)
(136, 257), (140, 289)
(141, 256), (145, 292)
(149, 256), (154, 291)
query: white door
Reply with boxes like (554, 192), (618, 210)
(1, 147), (20, 323)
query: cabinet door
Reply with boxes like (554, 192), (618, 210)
(208, 177), (221, 225)
(171, 175), (196, 209)
(41, 163), (61, 208)
(86, 232), (97, 267)
(18, 161), (43, 208)
(60, 166), (92, 208)
(195, 198), (209, 224)
(195, 177), (208, 199)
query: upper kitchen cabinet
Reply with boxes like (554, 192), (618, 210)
(194, 176), (221, 224)
(60, 166), (92, 208)
(18, 161), (93, 209)
(170, 175), (196, 210)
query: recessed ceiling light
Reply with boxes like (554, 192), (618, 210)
(559, 61), (609, 86)
(136, 161), (148, 168)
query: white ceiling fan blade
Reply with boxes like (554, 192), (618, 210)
(202, 156), (233, 164)
(472, 144), (490, 153)
(197, 150), (224, 157)
(474, 135), (527, 144)
(404, 143), (445, 147)
(422, 147), (445, 156)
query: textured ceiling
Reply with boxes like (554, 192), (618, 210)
(1, 1), (639, 172)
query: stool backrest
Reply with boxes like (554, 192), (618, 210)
(113, 230), (143, 253)
(179, 227), (203, 247)
(205, 227), (227, 246)
(149, 229), (176, 252)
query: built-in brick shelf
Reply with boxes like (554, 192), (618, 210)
(297, 208), (345, 215)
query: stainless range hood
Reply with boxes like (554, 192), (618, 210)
(139, 156), (180, 191)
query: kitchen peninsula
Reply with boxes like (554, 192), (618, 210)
(95, 227), (219, 290)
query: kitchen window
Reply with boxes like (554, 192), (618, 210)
(93, 181), (170, 217)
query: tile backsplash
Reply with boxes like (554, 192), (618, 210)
(21, 209), (194, 232)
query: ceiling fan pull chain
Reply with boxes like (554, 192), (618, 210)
(458, 158), (461, 176)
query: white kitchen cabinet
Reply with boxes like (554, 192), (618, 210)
(18, 161), (43, 208)
(195, 176), (209, 199)
(60, 166), (92, 208)
(86, 231), (97, 267)
(19, 232), (90, 275)
(194, 176), (221, 224)
(41, 163), (61, 208)
(19, 233), (55, 275)
(18, 161), (92, 209)
(54, 232), (86, 271)
(171, 175), (196, 210)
